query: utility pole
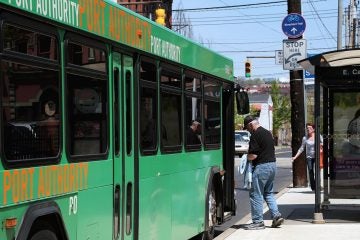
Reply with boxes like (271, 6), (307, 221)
(338, 0), (343, 50)
(287, 0), (307, 187)
(347, 0), (358, 48)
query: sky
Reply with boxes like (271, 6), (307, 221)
(172, 0), (340, 81)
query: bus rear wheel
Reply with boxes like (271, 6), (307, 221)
(30, 229), (58, 240)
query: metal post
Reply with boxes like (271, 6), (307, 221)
(313, 69), (325, 224)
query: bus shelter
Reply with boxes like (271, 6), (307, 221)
(299, 49), (360, 220)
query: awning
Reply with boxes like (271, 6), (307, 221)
(298, 49), (360, 74)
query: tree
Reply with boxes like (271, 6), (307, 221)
(270, 81), (291, 138)
(172, 2), (193, 38)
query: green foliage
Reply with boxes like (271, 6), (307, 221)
(236, 78), (265, 86)
(234, 96), (261, 130)
(270, 81), (291, 136)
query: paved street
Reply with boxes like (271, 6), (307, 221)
(215, 147), (293, 236)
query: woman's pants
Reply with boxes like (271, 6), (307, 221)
(307, 157), (315, 190)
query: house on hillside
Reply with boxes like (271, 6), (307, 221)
(248, 93), (273, 132)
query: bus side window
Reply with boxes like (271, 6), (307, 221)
(184, 70), (202, 151)
(66, 39), (108, 158)
(139, 58), (157, 155)
(160, 63), (182, 153)
(2, 62), (60, 161)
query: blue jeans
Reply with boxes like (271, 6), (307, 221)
(249, 162), (281, 223)
(307, 157), (315, 190)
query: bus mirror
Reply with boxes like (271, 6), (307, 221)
(235, 89), (249, 115)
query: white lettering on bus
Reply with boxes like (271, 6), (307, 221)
(151, 35), (181, 63)
(36, 0), (79, 27)
(8, 0), (33, 11)
(151, 35), (162, 56)
(69, 195), (78, 215)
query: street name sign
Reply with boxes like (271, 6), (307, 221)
(275, 50), (283, 65)
(283, 39), (307, 70)
(304, 53), (315, 80)
(282, 13), (306, 38)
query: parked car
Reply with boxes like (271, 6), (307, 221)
(237, 130), (251, 142)
(235, 130), (250, 157)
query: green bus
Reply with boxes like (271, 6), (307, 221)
(0, 1), (243, 239)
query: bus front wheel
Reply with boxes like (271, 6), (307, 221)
(202, 184), (217, 240)
(30, 229), (58, 240)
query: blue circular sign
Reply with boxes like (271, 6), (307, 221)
(282, 13), (306, 38)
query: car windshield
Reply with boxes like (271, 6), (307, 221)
(238, 131), (250, 141)
(235, 134), (245, 142)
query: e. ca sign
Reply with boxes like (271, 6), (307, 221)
(283, 39), (307, 70)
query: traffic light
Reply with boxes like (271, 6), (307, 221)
(155, 8), (166, 26)
(245, 61), (251, 78)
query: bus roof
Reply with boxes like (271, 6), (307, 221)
(0, 0), (234, 81)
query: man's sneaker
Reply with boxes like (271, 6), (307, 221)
(271, 216), (284, 228)
(244, 222), (265, 230)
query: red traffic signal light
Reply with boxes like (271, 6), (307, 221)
(245, 61), (251, 78)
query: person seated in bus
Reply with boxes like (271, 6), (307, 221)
(186, 120), (201, 145)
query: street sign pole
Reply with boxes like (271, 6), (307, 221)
(286, 0), (307, 189)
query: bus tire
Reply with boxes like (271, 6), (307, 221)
(202, 182), (217, 240)
(30, 229), (58, 240)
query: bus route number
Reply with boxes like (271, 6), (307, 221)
(69, 196), (78, 215)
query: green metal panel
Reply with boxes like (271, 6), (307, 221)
(138, 150), (222, 240)
(138, 168), (209, 240)
(0, 160), (113, 238)
(0, 0), (233, 80)
(122, 55), (135, 240)
(112, 51), (124, 240)
(0, 194), (79, 239)
(77, 185), (113, 240)
(139, 150), (222, 179)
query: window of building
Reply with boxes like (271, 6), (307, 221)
(3, 23), (58, 60)
(67, 41), (106, 72)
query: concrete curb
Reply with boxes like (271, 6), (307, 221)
(215, 184), (293, 240)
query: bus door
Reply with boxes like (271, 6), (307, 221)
(113, 52), (135, 240)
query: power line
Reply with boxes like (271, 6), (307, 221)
(217, 47), (336, 53)
(172, 1), (287, 12)
(185, 8), (337, 20)
(216, 0), (282, 34)
(177, 14), (337, 24)
(177, 15), (336, 26)
(307, 0), (337, 42)
(173, 0), (326, 12)
(173, 15), (336, 26)
(206, 37), (335, 45)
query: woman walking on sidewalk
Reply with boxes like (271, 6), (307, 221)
(243, 115), (284, 230)
(292, 123), (322, 191)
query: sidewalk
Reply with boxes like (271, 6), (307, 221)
(215, 187), (360, 240)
